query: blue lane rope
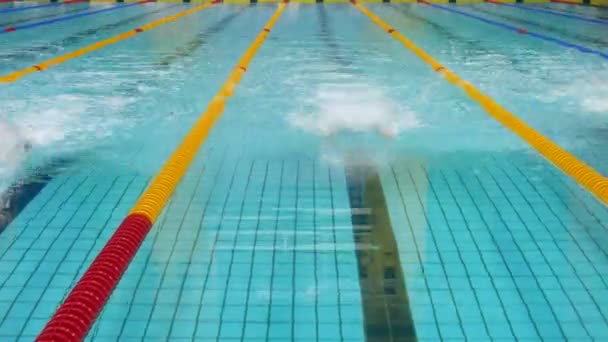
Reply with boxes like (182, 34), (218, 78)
(421, 2), (608, 60)
(492, 2), (608, 26)
(1, 1), (148, 33)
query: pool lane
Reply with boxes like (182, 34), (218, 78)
(465, 3), (608, 51)
(0, 2), (95, 28)
(369, 3), (608, 177)
(0, 4), (269, 340)
(420, 2), (608, 59)
(0, 0), (86, 15)
(538, 2), (608, 19)
(88, 2), (606, 341)
(484, 1), (608, 26)
(350, 3), (608, 340)
(1, 0), (154, 34)
(0, 3), (606, 342)
(0, 3), (192, 75)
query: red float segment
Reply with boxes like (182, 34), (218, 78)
(485, 0), (504, 5)
(518, 28), (528, 34)
(4, 27), (16, 32)
(64, 0), (89, 4)
(36, 214), (153, 342)
(550, 0), (582, 4)
(0, 0), (14, 3)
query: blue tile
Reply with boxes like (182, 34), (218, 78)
(438, 324), (464, 339)
(246, 305), (269, 322)
(223, 305), (246, 322)
(170, 320), (196, 339)
(194, 321), (220, 338)
(220, 322), (243, 338)
(268, 322), (291, 339)
(294, 323), (317, 339)
(318, 323), (341, 340)
(244, 322), (268, 339)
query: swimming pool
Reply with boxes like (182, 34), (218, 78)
(0, 0), (607, 340)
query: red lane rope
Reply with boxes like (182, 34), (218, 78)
(551, 0), (584, 5)
(36, 214), (152, 342)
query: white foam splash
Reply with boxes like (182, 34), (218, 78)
(550, 75), (608, 114)
(0, 120), (30, 175)
(287, 83), (422, 138)
(0, 93), (136, 189)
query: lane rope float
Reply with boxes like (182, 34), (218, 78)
(0, 0), (220, 83)
(352, 0), (607, 204)
(35, 2), (287, 341)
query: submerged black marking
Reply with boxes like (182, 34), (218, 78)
(345, 167), (417, 342)
(157, 8), (245, 67)
(0, 158), (70, 233)
(112, 8), (245, 96)
(317, 5), (353, 70)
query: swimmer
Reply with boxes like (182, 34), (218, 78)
(0, 120), (32, 168)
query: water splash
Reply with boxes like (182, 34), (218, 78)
(0, 120), (30, 180)
(288, 83), (422, 138)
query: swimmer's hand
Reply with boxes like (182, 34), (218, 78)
(378, 126), (397, 139)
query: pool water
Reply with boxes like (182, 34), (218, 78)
(0, 1), (607, 341)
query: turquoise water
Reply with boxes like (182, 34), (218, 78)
(0, 2), (607, 341)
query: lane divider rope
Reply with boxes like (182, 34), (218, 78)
(35, 2), (286, 341)
(0, 0), (219, 83)
(551, 0), (586, 5)
(485, 0), (608, 26)
(1, 0), (154, 34)
(417, 0), (608, 60)
(0, 0), (86, 15)
(352, 0), (607, 204)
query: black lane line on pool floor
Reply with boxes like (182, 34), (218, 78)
(317, 5), (417, 341)
(0, 3), (180, 61)
(0, 158), (71, 233)
(345, 166), (417, 342)
(156, 6), (246, 67)
(114, 6), (247, 96)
